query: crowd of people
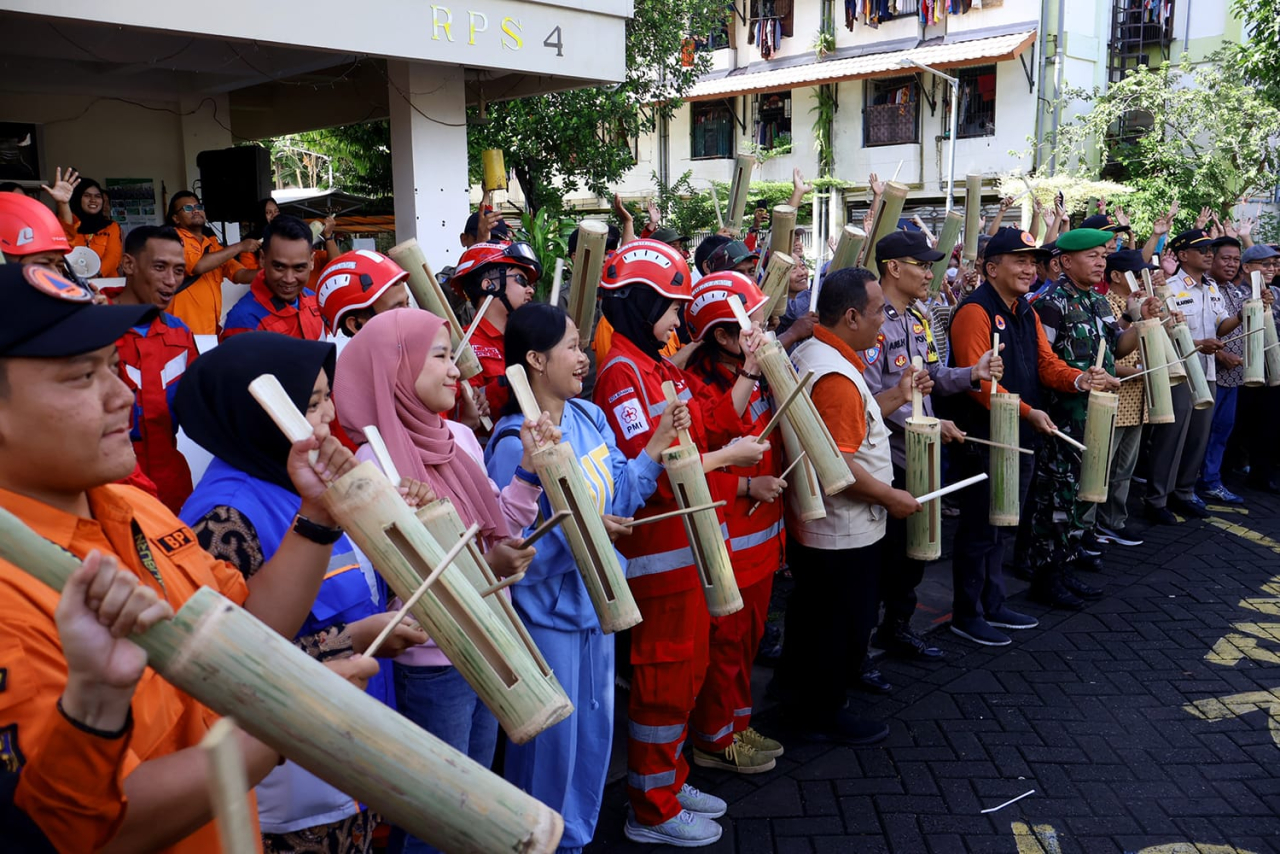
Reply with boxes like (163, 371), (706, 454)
(0, 165), (1276, 854)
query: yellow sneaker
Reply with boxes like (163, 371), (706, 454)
(736, 727), (784, 759)
(691, 739), (776, 774)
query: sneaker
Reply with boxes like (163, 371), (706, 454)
(1170, 495), (1210, 519)
(1030, 581), (1085, 610)
(692, 740), (776, 774)
(1062, 573), (1103, 600)
(986, 607), (1039, 630)
(1200, 484), (1245, 505)
(676, 783), (726, 818)
(1096, 524), (1143, 547)
(950, 616), (1012, 647)
(736, 727), (784, 759)
(624, 810), (722, 847)
(1132, 474), (1148, 485)
(795, 710), (890, 746)
(1144, 504), (1178, 525)
(855, 667), (893, 694)
(1080, 529), (1104, 556)
(874, 621), (946, 661)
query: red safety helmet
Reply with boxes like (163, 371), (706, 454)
(0, 192), (70, 258)
(316, 250), (410, 334)
(451, 241), (542, 306)
(686, 271), (768, 341)
(599, 238), (692, 301)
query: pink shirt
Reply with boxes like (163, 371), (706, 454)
(356, 420), (541, 667)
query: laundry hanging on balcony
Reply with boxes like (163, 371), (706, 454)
(748, 0), (792, 58)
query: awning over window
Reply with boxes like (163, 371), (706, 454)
(685, 29), (1037, 101)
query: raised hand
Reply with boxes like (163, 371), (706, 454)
(40, 166), (80, 205)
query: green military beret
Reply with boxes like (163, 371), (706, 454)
(1054, 228), (1114, 253)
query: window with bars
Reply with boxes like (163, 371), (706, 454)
(864, 76), (919, 147)
(690, 101), (734, 159)
(947, 65), (998, 139)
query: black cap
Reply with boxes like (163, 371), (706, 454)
(0, 264), (155, 358)
(706, 240), (759, 273)
(651, 226), (690, 246)
(982, 227), (1049, 261)
(568, 223), (621, 255)
(1041, 240), (1060, 258)
(1080, 214), (1130, 234)
(1210, 235), (1242, 250)
(1168, 229), (1214, 253)
(876, 230), (945, 263)
(1104, 249), (1156, 275)
(694, 234), (732, 273)
(463, 211), (512, 240)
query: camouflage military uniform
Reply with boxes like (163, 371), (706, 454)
(1026, 274), (1119, 580)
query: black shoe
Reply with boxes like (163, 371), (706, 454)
(855, 668), (893, 694)
(1030, 582), (1086, 610)
(1080, 529), (1104, 556)
(1062, 573), (1103, 600)
(1071, 552), (1104, 573)
(1144, 504), (1178, 525)
(874, 623), (946, 661)
(796, 710), (890, 746)
(1169, 496), (1210, 519)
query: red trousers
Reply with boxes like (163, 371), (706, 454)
(626, 586), (710, 826)
(690, 575), (773, 751)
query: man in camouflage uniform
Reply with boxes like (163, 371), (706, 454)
(1026, 228), (1155, 609)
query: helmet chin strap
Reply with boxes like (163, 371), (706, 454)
(478, 266), (518, 314)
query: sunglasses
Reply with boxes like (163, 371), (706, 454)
(896, 257), (932, 269)
(181, 204), (205, 213)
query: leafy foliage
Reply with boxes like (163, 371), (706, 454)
(469, 0), (725, 213)
(512, 208), (577, 301)
(1230, 0), (1280, 110)
(268, 121), (393, 199)
(1041, 51), (1280, 235)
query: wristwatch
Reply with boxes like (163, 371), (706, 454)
(293, 514), (344, 545)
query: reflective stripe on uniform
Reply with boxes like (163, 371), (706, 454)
(600, 355), (691, 417)
(730, 519), (783, 553)
(628, 523), (730, 578)
(629, 720), (684, 743)
(694, 722), (734, 744)
(628, 769), (677, 791)
(749, 397), (771, 421)
(733, 707), (752, 718)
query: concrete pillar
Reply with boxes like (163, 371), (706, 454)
(178, 93), (233, 192)
(388, 60), (470, 269)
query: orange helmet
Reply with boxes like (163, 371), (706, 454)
(316, 250), (409, 334)
(686, 272), (768, 341)
(0, 192), (70, 258)
(600, 239), (692, 300)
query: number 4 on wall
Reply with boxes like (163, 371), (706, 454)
(544, 26), (563, 57)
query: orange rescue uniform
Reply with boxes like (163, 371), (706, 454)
(169, 228), (246, 336)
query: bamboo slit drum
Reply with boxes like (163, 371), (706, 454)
(387, 238), (482, 381)
(1264, 309), (1280, 386)
(989, 392), (1021, 526)
(779, 417), (826, 522)
(1169, 322), (1214, 410)
(905, 416), (942, 560)
(1244, 299), (1267, 387)
(416, 498), (557, 681)
(1078, 391), (1118, 503)
(754, 333), (856, 496)
(768, 205), (797, 264)
(481, 149), (507, 192)
(963, 174), (983, 262)
(566, 220), (609, 345)
(929, 211), (964, 296)
(760, 251), (796, 322)
(863, 181), (909, 273)
(0, 508), (566, 854)
(726, 154), (754, 233)
(659, 381), (743, 617)
(504, 364), (642, 633)
(829, 225), (866, 273)
(1134, 319), (1175, 425)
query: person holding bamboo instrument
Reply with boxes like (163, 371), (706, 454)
(450, 240), (543, 418)
(333, 308), (550, 854)
(944, 229), (1093, 644)
(863, 231), (1004, 670)
(485, 302), (687, 854)
(175, 332), (430, 854)
(780, 266), (919, 744)
(1236, 245), (1280, 494)
(0, 263), (373, 853)
(679, 272), (789, 776)
(592, 239), (766, 847)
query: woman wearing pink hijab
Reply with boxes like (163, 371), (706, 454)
(334, 309), (554, 854)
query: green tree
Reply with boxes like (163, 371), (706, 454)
(470, 0), (725, 213)
(1043, 51), (1280, 235)
(1231, 0), (1280, 109)
(268, 121), (393, 198)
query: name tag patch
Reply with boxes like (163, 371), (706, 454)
(156, 528), (196, 555)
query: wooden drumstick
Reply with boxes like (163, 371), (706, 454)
(755, 372), (811, 444)
(201, 718), (257, 854)
(518, 510), (572, 549)
(549, 258), (565, 306)
(914, 473), (987, 504)
(661, 381), (694, 448)
(1095, 339), (1107, 371)
(363, 425), (401, 487)
(957, 435), (1033, 455)
(747, 451), (807, 516)
(1052, 429), (1087, 452)
(620, 501), (727, 528)
(506, 365), (549, 450)
(453, 296), (494, 365)
(910, 355), (924, 420)
(250, 374), (319, 465)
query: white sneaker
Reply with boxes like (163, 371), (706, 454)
(624, 809), (723, 847)
(676, 782), (727, 818)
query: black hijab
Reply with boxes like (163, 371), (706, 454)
(70, 179), (113, 235)
(601, 284), (675, 362)
(174, 332), (336, 492)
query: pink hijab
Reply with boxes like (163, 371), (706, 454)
(334, 310), (509, 542)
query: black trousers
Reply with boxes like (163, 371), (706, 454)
(780, 539), (882, 723)
(880, 462), (924, 627)
(950, 442), (1034, 620)
(1238, 385), (1280, 485)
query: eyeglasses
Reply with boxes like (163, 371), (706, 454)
(896, 257), (932, 269)
(181, 204), (205, 213)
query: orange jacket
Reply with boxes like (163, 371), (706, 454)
(63, 217), (123, 277)
(169, 229), (245, 336)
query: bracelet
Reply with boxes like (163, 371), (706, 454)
(514, 466), (541, 486)
(746, 476), (752, 496)
(293, 514), (344, 545)
(736, 367), (763, 381)
(58, 698), (131, 740)
(1073, 372), (1088, 392)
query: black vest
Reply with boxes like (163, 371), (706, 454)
(941, 281), (1042, 442)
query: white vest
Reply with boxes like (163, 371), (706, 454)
(789, 336), (894, 549)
